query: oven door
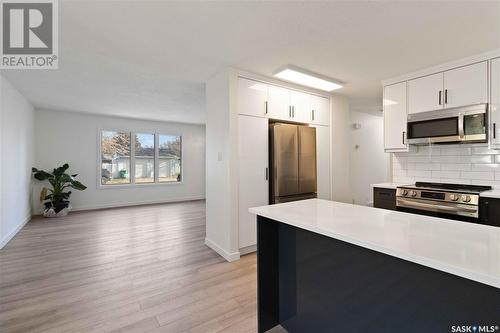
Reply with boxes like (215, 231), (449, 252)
(396, 197), (479, 222)
(407, 104), (487, 144)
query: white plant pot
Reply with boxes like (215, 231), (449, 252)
(43, 205), (72, 218)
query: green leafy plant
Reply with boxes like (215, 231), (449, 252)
(32, 164), (87, 213)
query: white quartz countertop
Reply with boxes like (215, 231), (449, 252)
(249, 199), (500, 289)
(482, 190), (500, 199)
(371, 182), (408, 189)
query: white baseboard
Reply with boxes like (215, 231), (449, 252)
(0, 214), (31, 250)
(205, 237), (240, 262)
(54, 196), (206, 213)
(239, 244), (257, 256)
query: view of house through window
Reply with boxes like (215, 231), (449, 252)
(101, 131), (131, 185)
(135, 133), (155, 183)
(100, 131), (181, 185)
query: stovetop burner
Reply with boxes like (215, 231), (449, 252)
(414, 182), (492, 193)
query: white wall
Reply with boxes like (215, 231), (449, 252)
(205, 68), (240, 261)
(349, 111), (391, 205)
(33, 109), (205, 212)
(331, 95), (352, 203)
(0, 75), (35, 249)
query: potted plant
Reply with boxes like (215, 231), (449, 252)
(32, 164), (87, 217)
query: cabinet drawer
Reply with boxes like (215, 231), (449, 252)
(373, 188), (396, 211)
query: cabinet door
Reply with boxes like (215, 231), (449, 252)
(311, 95), (330, 126)
(268, 85), (291, 121)
(237, 78), (268, 117)
(314, 125), (331, 200)
(408, 73), (443, 114)
(238, 115), (268, 249)
(384, 82), (408, 152)
(290, 90), (310, 123)
(443, 61), (488, 108)
(491, 58), (500, 147)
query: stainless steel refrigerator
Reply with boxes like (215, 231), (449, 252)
(269, 123), (317, 204)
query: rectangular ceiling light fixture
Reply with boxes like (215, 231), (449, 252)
(273, 66), (343, 92)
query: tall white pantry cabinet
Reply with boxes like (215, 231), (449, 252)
(237, 76), (331, 251)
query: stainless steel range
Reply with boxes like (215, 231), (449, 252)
(396, 182), (492, 221)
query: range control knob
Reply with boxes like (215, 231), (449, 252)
(450, 194), (459, 201)
(462, 195), (472, 203)
(411, 190), (418, 197)
(401, 189), (408, 196)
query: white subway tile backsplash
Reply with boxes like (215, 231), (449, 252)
(393, 144), (500, 185)
(440, 147), (471, 156)
(471, 164), (500, 171)
(407, 170), (432, 177)
(437, 155), (471, 164)
(392, 176), (415, 184)
(471, 147), (500, 155)
(460, 171), (494, 180)
(441, 163), (471, 171)
(470, 155), (493, 164)
(431, 171), (460, 179)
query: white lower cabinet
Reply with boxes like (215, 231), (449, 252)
(238, 115), (269, 249)
(314, 125), (331, 200)
(491, 57), (500, 148)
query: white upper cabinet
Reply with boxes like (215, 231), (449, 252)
(310, 95), (330, 126)
(491, 58), (500, 147)
(384, 82), (408, 152)
(289, 90), (310, 122)
(268, 85), (291, 121)
(237, 78), (269, 118)
(408, 73), (443, 114)
(443, 61), (488, 108)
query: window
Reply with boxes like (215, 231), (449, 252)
(159, 134), (182, 182)
(100, 130), (182, 186)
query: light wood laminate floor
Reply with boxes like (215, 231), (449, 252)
(0, 200), (257, 333)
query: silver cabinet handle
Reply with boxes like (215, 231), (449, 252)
(265, 167), (268, 180)
(312, 109), (315, 121)
(264, 101), (268, 115)
(494, 123), (497, 139)
(438, 90), (442, 105)
(402, 131), (406, 145)
(289, 106), (291, 118)
(444, 89), (448, 104)
(292, 106), (295, 118)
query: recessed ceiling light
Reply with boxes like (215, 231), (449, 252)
(273, 66), (343, 92)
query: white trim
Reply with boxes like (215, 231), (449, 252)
(239, 244), (257, 256)
(0, 214), (31, 250)
(205, 237), (241, 262)
(68, 196), (205, 212)
(382, 49), (500, 86)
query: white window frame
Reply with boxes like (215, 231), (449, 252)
(97, 129), (183, 189)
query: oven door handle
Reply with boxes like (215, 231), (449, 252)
(397, 199), (477, 212)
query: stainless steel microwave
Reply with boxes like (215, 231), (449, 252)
(407, 103), (488, 144)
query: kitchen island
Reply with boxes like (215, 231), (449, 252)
(250, 199), (500, 333)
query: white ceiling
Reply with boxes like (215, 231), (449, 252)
(2, 1), (499, 123)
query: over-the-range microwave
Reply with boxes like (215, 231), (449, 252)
(406, 103), (488, 145)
